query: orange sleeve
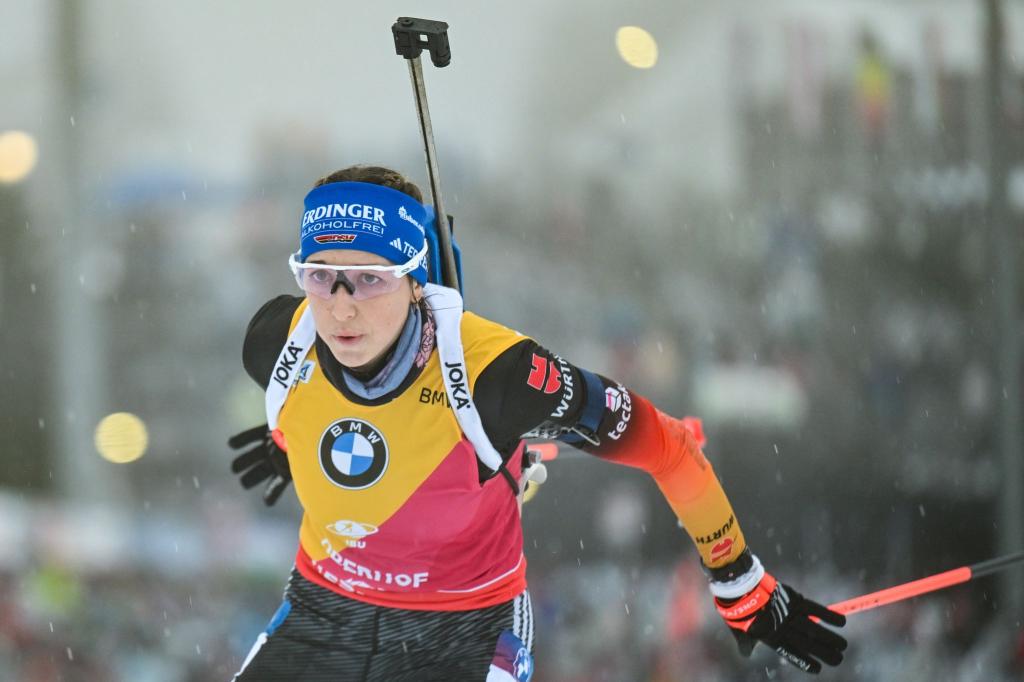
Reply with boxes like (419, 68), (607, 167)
(595, 393), (746, 569)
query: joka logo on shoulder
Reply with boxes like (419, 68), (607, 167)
(319, 419), (389, 489)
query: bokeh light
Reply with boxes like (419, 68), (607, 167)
(94, 412), (149, 463)
(615, 26), (658, 69)
(0, 130), (39, 183)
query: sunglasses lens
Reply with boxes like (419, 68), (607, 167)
(344, 269), (402, 300)
(297, 266), (402, 300)
(299, 267), (339, 299)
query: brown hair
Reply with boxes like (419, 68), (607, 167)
(313, 165), (424, 203)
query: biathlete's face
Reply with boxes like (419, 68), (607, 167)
(304, 249), (420, 369)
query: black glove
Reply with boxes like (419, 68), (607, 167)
(228, 424), (291, 506)
(714, 562), (847, 674)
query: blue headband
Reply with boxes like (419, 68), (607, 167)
(298, 181), (429, 285)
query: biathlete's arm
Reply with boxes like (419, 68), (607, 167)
(242, 295), (303, 390)
(474, 339), (744, 570)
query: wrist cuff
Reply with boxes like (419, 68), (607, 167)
(708, 551), (765, 600)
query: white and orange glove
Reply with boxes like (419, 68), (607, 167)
(709, 550), (847, 674)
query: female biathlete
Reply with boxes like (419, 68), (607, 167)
(228, 165), (847, 681)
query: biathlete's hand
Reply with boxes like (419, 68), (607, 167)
(228, 424), (291, 506)
(711, 552), (847, 674)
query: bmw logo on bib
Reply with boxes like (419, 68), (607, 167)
(319, 419), (388, 489)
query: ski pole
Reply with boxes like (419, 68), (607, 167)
(527, 441), (1024, 617)
(828, 551), (1024, 616)
(391, 17), (460, 291)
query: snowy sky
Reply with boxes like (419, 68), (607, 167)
(3, 0), (1022, 198)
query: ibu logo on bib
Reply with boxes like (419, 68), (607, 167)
(319, 419), (389, 489)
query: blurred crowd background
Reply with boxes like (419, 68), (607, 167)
(2, 1), (1024, 680)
